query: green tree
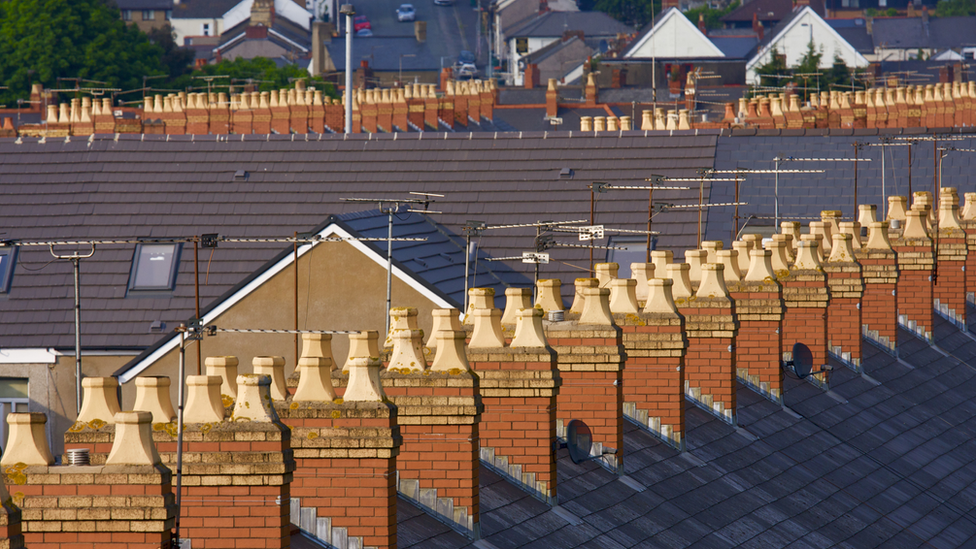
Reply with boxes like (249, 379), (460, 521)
(147, 24), (195, 84)
(936, 0), (975, 17)
(594, 0), (660, 28)
(753, 48), (788, 91)
(683, 1), (741, 31)
(169, 57), (338, 100)
(0, 0), (165, 105)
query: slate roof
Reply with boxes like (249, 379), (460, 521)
(171, 0), (241, 19)
(116, 0), (173, 10)
(326, 37), (439, 71)
(491, 106), (626, 132)
(705, 130), (976, 243)
(0, 132), (715, 351)
(709, 36), (760, 58)
(507, 10), (635, 39)
(336, 210), (533, 307)
(721, 0), (799, 24)
(394, 308), (976, 548)
(871, 16), (976, 51)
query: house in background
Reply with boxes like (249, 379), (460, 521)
(117, 0), (174, 32)
(171, 0), (311, 48)
(516, 35), (594, 86)
(720, 0), (825, 30)
(746, 6), (868, 84)
(505, 10), (633, 85)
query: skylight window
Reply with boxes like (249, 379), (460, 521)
(128, 243), (181, 294)
(0, 246), (18, 294)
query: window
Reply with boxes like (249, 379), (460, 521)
(0, 378), (29, 448)
(142, 10), (155, 20)
(606, 238), (655, 279)
(127, 243), (181, 294)
(0, 246), (17, 294)
(122, 9), (132, 20)
(203, 23), (211, 36)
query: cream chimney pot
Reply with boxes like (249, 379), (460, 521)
(717, 250), (742, 282)
(468, 308), (506, 348)
(609, 278), (640, 314)
(430, 331), (472, 372)
(570, 278), (598, 314)
(1, 413), (55, 466)
(630, 263), (654, 303)
(206, 356), (239, 401)
(502, 288), (533, 325)
(827, 233), (856, 263)
(132, 376), (177, 423)
(579, 287), (614, 325)
(744, 249), (777, 282)
(865, 221), (893, 250)
(105, 411), (161, 466)
(184, 375), (226, 423)
(643, 278), (679, 314)
(231, 374), (280, 422)
(293, 351), (337, 402)
(666, 263), (694, 299)
(344, 357), (387, 402)
(77, 377), (123, 424)
(695, 263), (730, 299)
(426, 309), (461, 349)
(252, 356), (288, 401)
(511, 308), (548, 348)
(535, 279), (564, 312)
(388, 329), (428, 371)
(793, 240), (822, 271)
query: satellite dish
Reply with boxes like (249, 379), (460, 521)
(791, 342), (813, 378)
(566, 419), (592, 464)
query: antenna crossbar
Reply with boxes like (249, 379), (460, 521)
(484, 220), (587, 230)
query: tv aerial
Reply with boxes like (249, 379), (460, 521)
(555, 419), (617, 465)
(782, 342), (832, 379)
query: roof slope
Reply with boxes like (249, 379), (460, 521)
(871, 16), (976, 51)
(624, 8), (726, 59)
(507, 10), (634, 38)
(397, 315), (976, 547)
(0, 132), (715, 350)
(171, 0), (241, 19)
(705, 131), (976, 242)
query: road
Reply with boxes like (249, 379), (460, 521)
(348, 0), (486, 70)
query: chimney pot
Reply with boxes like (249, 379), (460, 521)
(105, 411), (161, 466)
(132, 376), (177, 423)
(184, 375), (226, 423)
(251, 356), (288, 401)
(231, 374), (279, 422)
(1, 413), (55, 466)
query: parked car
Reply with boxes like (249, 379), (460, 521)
(353, 15), (371, 31)
(434, 0), (454, 5)
(396, 4), (416, 21)
(454, 50), (477, 78)
(356, 28), (373, 37)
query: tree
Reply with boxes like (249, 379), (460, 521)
(147, 24), (195, 84)
(683, 1), (741, 31)
(936, 0), (975, 17)
(169, 57), (339, 100)
(593, 0), (660, 28)
(0, 0), (165, 105)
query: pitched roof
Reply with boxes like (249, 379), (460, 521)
(0, 132), (716, 352)
(394, 313), (976, 547)
(720, 0), (796, 24)
(507, 10), (634, 39)
(116, 0), (173, 10)
(115, 209), (533, 380)
(171, 0), (241, 19)
(709, 35), (760, 58)
(871, 16), (976, 51)
(748, 6), (869, 76)
(326, 38), (439, 71)
(623, 8), (726, 59)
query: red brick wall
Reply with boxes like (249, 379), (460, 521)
(936, 234), (967, 325)
(468, 353), (558, 502)
(618, 321), (685, 445)
(895, 241), (935, 340)
(547, 330), (624, 467)
(825, 268), (864, 370)
(729, 284), (783, 401)
(280, 406), (398, 549)
(678, 301), (737, 421)
(780, 274), (829, 387)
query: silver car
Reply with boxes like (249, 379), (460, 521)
(396, 4), (416, 21)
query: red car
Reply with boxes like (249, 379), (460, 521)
(353, 15), (371, 32)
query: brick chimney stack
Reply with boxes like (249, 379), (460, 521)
(252, 0), (275, 27)
(698, 13), (707, 35)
